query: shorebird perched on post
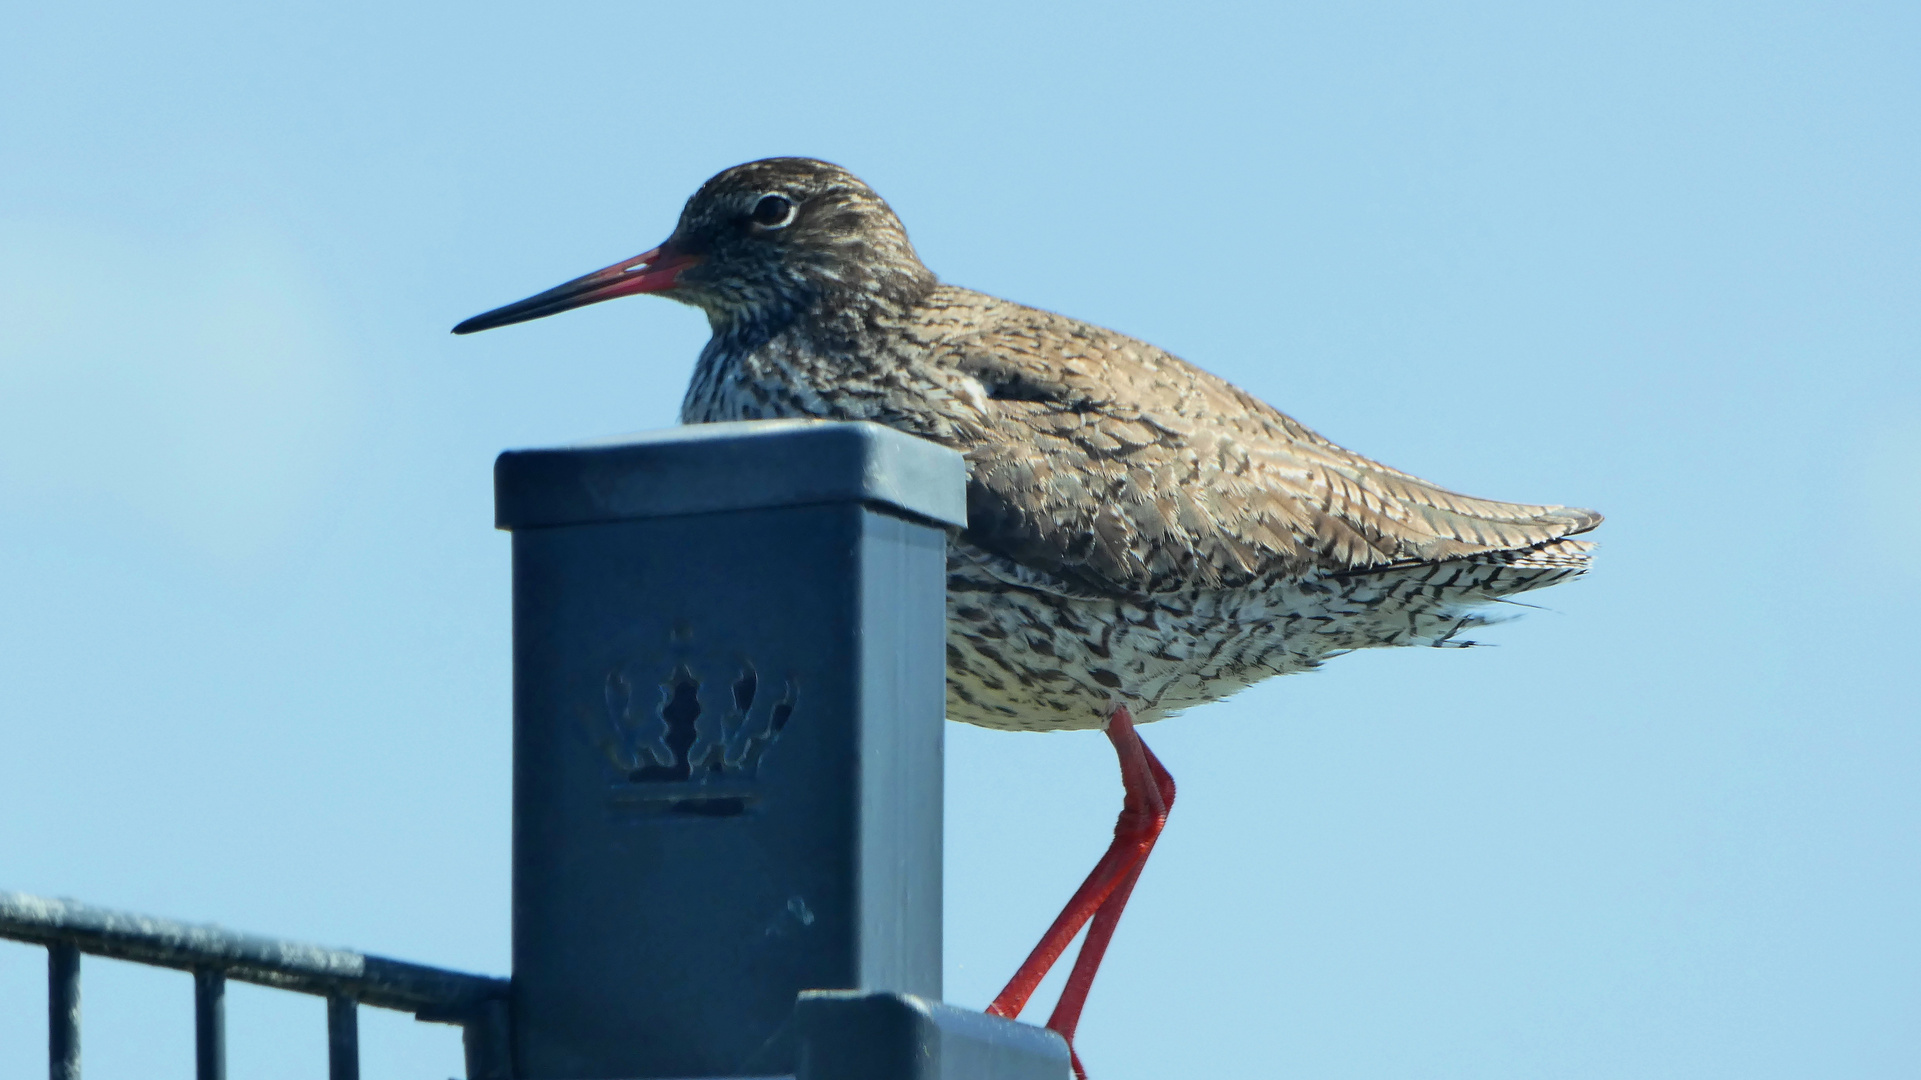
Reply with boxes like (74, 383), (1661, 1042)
(455, 157), (1600, 1077)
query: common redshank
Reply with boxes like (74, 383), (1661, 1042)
(454, 157), (1600, 1077)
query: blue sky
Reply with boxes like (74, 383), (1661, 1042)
(2, 2), (1916, 1077)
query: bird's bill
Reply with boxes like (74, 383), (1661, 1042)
(451, 245), (698, 334)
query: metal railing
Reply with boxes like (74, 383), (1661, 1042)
(3, 423), (1069, 1080)
(1, 890), (510, 1080)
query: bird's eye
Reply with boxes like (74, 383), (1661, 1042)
(751, 193), (796, 229)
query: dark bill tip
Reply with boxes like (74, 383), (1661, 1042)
(450, 245), (693, 336)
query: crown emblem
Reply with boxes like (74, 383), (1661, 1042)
(597, 650), (797, 812)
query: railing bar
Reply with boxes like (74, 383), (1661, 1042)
(327, 993), (359, 1080)
(1, 891), (506, 1016)
(48, 942), (80, 1080)
(194, 968), (226, 1080)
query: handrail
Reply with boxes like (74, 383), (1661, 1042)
(0, 890), (506, 1016)
(1, 889), (511, 1080)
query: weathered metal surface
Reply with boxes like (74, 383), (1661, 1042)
(501, 421), (955, 1079)
(0, 890), (507, 1019)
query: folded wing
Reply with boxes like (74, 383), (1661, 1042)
(936, 298), (1601, 599)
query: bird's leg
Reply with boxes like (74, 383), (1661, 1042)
(986, 704), (1176, 1065)
(1044, 728), (1174, 1079)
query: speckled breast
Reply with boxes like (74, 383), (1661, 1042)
(941, 537), (1587, 733)
(941, 540), (1328, 732)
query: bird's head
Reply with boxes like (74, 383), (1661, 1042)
(453, 157), (934, 337)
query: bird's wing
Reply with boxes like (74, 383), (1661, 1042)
(926, 295), (1601, 598)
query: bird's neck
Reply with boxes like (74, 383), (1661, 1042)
(706, 265), (938, 357)
(681, 275), (938, 425)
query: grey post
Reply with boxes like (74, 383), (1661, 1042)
(496, 420), (964, 1079)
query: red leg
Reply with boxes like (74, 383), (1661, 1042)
(986, 704), (1176, 1061)
(1045, 733), (1174, 1078)
(1049, 862), (1143, 1080)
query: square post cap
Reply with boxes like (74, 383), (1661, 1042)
(494, 419), (969, 531)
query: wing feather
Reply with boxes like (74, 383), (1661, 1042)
(927, 292), (1600, 598)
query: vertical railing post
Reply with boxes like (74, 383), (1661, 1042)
(48, 943), (79, 1080)
(193, 969), (225, 1080)
(495, 420), (965, 1079)
(327, 994), (359, 1080)
(460, 997), (514, 1080)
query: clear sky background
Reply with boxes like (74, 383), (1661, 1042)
(1, 2), (1916, 1077)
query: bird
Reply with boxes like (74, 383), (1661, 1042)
(454, 157), (1600, 1077)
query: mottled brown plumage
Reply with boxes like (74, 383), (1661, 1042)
(478, 157), (1600, 731)
(455, 156), (1600, 1071)
(457, 156), (1599, 721)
